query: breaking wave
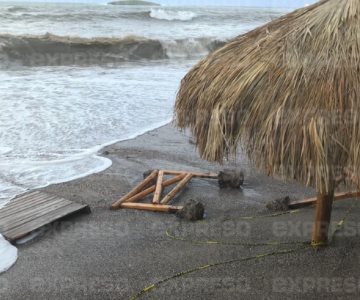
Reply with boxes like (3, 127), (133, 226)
(2, 9), (199, 22)
(162, 38), (225, 59)
(6, 6), (27, 13)
(0, 33), (226, 67)
(0, 5), (286, 25)
(149, 8), (197, 21)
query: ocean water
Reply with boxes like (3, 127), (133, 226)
(0, 1), (290, 272)
(0, 2), (289, 207)
(0, 62), (190, 205)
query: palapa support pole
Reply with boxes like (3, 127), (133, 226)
(289, 191), (360, 209)
(153, 170), (164, 204)
(111, 174), (185, 209)
(120, 203), (182, 213)
(311, 191), (334, 248)
(110, 170), (158, 209)
(289, 172), (358, 209)
(161, 173), (193, 205)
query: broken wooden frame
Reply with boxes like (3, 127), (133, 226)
(112, 169), (360, 248)
(111, 170), (218, 212)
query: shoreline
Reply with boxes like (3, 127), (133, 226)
(0, 121), (172, 276)
(1, 124), (360, 299)
(0, 119), (173, 209)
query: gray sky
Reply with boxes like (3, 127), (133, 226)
(157, 0), (316, 7)
(0, 0), (317, 8)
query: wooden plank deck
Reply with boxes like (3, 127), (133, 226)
(0, 191), (90, 242)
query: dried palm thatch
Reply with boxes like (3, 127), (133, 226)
(175, 0), (360, 194)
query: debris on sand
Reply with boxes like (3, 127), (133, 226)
(218, 169), (244, 189)
(176, 199), (205, 221)
(266, 196), (290, 212)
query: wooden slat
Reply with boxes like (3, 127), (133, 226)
(0, 194), (59, 218)
(0, 192), (50, 214)
(0, 192), (90, 242)
(0, 198), (70, 231)
(0, 195), (63, 224)
(4, 203), (88, 242)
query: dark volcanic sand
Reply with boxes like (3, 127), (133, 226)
(1, 124), (360, 300)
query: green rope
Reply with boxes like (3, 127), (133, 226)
(130, 246), (307, 300)
(330, 200), (358, 245)
(130, 201), (357, 300)
(165, 208), (307, 247)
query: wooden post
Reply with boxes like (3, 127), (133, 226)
(159, 169), (218, 179)
(153, 171), (164, 204)
(161, 174), (193, 204)
(311, 191), (334, 248)
(111, 174), (185, 209)
(120, 203), (182, 213)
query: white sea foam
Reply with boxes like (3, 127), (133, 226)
(162, 38), (222, 59)
(150, 8), (197, 21)
(0, 61), (192, 208)
(0, 234), (17, 274)
(0, 147), (12, 155)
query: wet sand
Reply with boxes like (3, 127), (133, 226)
(1, 124), (360, 299)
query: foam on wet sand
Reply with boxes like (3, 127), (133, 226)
(0, 234), (17, 274)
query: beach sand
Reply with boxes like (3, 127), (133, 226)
(1, 124), (360, 299)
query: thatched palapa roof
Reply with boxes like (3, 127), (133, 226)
(175, 0), (360, 193)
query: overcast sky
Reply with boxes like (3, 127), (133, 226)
(0, 0), (317, 8)
(157, 0), (316, 7)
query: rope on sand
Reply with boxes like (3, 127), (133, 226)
(130, 201), (358, 300)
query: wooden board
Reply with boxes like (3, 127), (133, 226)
(0, 191), (90, 242)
